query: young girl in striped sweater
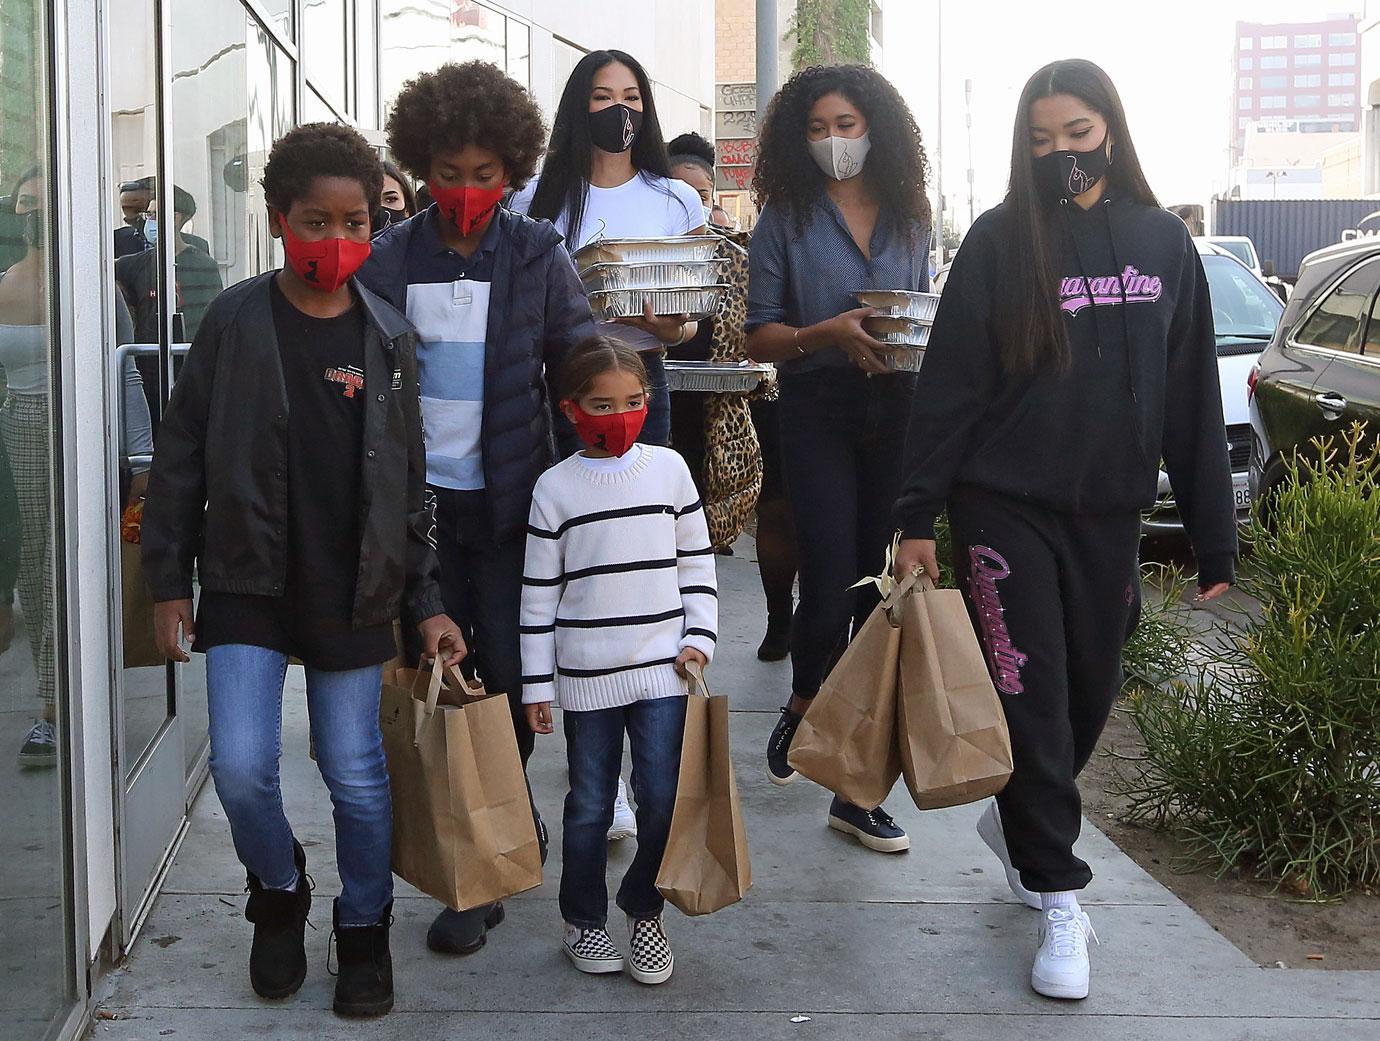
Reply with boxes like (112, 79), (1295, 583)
(522, 336), (717, 986)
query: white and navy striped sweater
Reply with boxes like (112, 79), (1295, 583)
(519, 445), (718, 711)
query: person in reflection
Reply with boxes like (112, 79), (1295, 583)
(114, 176), (154, 258)
(115, 184), (223, 424)
(0, 167), (150, 767)
(141, 124), (463, 1019)
(357, 60), (595, 959)
(371, 159), (416, 237)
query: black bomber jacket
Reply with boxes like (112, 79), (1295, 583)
(141, 272), (445, 628)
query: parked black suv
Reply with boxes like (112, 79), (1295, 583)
(1249, 238), (1380, 509)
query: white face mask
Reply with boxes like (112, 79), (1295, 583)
(808, 132), (871, 181)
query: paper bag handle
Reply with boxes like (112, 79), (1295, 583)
(685, 660), (712, 699)
(412, 655), (470, 719)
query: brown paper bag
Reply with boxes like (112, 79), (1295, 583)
(895, 578), (1013, 810)
(656, 663), (752, 915)
(122, 540), (163, 668)
(378, 657), (542, 911)
(786, 591), (906, 810)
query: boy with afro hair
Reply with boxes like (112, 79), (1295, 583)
(142, 122), (463, 1018)
(357, 60), (595, 958)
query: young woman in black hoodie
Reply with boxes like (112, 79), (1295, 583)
(894, 60), (1235, 1001)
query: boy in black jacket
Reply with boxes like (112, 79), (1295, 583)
(142, 123), (462, 1019)
(357, 61), (595, 957)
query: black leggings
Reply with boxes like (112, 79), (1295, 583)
(778, 369), (915, 698)
(948, 485), (1142, 893)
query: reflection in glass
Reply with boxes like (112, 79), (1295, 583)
(302, 0), (348, 110)
(380, 0), (509, 114)
(507, 19), (530, 89)
(0, 0), (75, 1033)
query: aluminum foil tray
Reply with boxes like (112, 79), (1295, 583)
(854, 289), (941, 322)
(574, 235), (721, 268)
(865, 315), (931, 347)
(878, 346), (925, 373)
(665, 360), (774, 394)
(580, 259), (729, 292)
(588, 285), (730, 322)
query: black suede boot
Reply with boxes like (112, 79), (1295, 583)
(244, 839), (310, 1000)
(332, 899), (394, 1017)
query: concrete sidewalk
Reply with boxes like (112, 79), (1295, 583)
(93, 540), (1380, 1040)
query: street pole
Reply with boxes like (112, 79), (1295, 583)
(756, 0), (778, 131)
(965, 77), (974, 228)
(935, 1), (944, 264)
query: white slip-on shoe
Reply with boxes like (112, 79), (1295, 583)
(626, 914), (674, 985)
(976, 801), (1041, 910)
(563, 925), (625, 975)
(608, 778), (638, 841)
(1031, 906), (1098, 1000)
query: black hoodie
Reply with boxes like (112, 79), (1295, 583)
(895, 195), (1237, 586)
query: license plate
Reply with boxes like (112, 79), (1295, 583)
(1233, 473), (1252, 510)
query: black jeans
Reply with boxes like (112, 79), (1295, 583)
(777, 369), (916, 698)
(948, 485), (1142, 892)
(638, 350), (672, 448)
(405, 487), (533, 765)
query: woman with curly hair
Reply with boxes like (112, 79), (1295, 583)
(357, 61), (596, 958)
(746, 64), (931, 853)
(511, 50), (706, 448)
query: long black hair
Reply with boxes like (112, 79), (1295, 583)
(1002, 59), (1159, 377)
(380, 159), (418, 217)
(752, 64), (931, 235)
(526, 49), (677, 245)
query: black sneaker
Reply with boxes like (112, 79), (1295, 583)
(18, 719), (57, 769)
(756, 619), (792, 662)
(827, 797), (910, 853)
(426, 903), (505, 955)
(766, 706), (802, 785)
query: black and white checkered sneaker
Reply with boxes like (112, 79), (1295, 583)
(626, 914), (674, 985)
(563, 925), (625, 975)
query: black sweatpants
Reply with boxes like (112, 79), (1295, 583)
(947, 485), (1142, 893)
(404, 487), (534, 766)
(778, 369), (915, 698)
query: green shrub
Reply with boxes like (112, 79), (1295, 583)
(1121, 564), (1193, 694)
(1116, 425), (1380, 898)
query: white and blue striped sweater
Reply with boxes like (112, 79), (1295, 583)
(519, 445), (718, 711)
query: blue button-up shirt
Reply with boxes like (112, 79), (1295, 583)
(746, 196), (929, 372)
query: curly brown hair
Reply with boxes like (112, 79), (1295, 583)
(386, 61), (547, 187)
(262, 122), (383, 213)
(752, 64), (931, 234)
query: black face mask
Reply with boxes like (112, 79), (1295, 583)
(370, 206), (407, 237)
(589, 103), (644, 154)
(22, 209), (42, 251)
(1033, 138), (1110, 203)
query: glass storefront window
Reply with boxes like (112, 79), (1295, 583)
(380, 0), (513, 113)
(0, 0), (77, 1034)
(302, 0), (349, 111)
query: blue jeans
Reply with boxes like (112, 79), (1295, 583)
(637, 350), (672, 447)
(206, 644), (393, 926)
(560, 696), (687, 927)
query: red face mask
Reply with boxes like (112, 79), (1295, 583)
(429, 182), (505, 237)
(564, 401), (648, 457)
(278, 217), (371, 293)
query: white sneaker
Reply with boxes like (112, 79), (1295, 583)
(608, 778), (637, 841)
(626, 914), (674, 985)
(976, 801), (1040, 910)
(563, 924), (625, 975)
(1031, 905), (1098, 1000)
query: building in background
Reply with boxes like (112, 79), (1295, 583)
(1230, 14), (1361, 171)
(4, 4), (711, 1041)
(1227, 121), (1361, 199)
(1356, 2), (1380, 193)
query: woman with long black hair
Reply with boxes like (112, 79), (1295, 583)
(894, 60), (1234, 1000)
(512, 49), (704, 448)
(745, 64), (930, 853)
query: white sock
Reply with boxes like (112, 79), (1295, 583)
(1040, 891), (1080, 912)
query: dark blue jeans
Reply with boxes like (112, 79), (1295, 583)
(206, 645), (391, 926)
(778, 368), (917, 698)
(559, 695), (688, 928)
(637, 349), (672, 447)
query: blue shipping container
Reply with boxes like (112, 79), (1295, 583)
(1210, 199), (1380, 279)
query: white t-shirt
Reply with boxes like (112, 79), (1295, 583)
(511, 173), (704, 352)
